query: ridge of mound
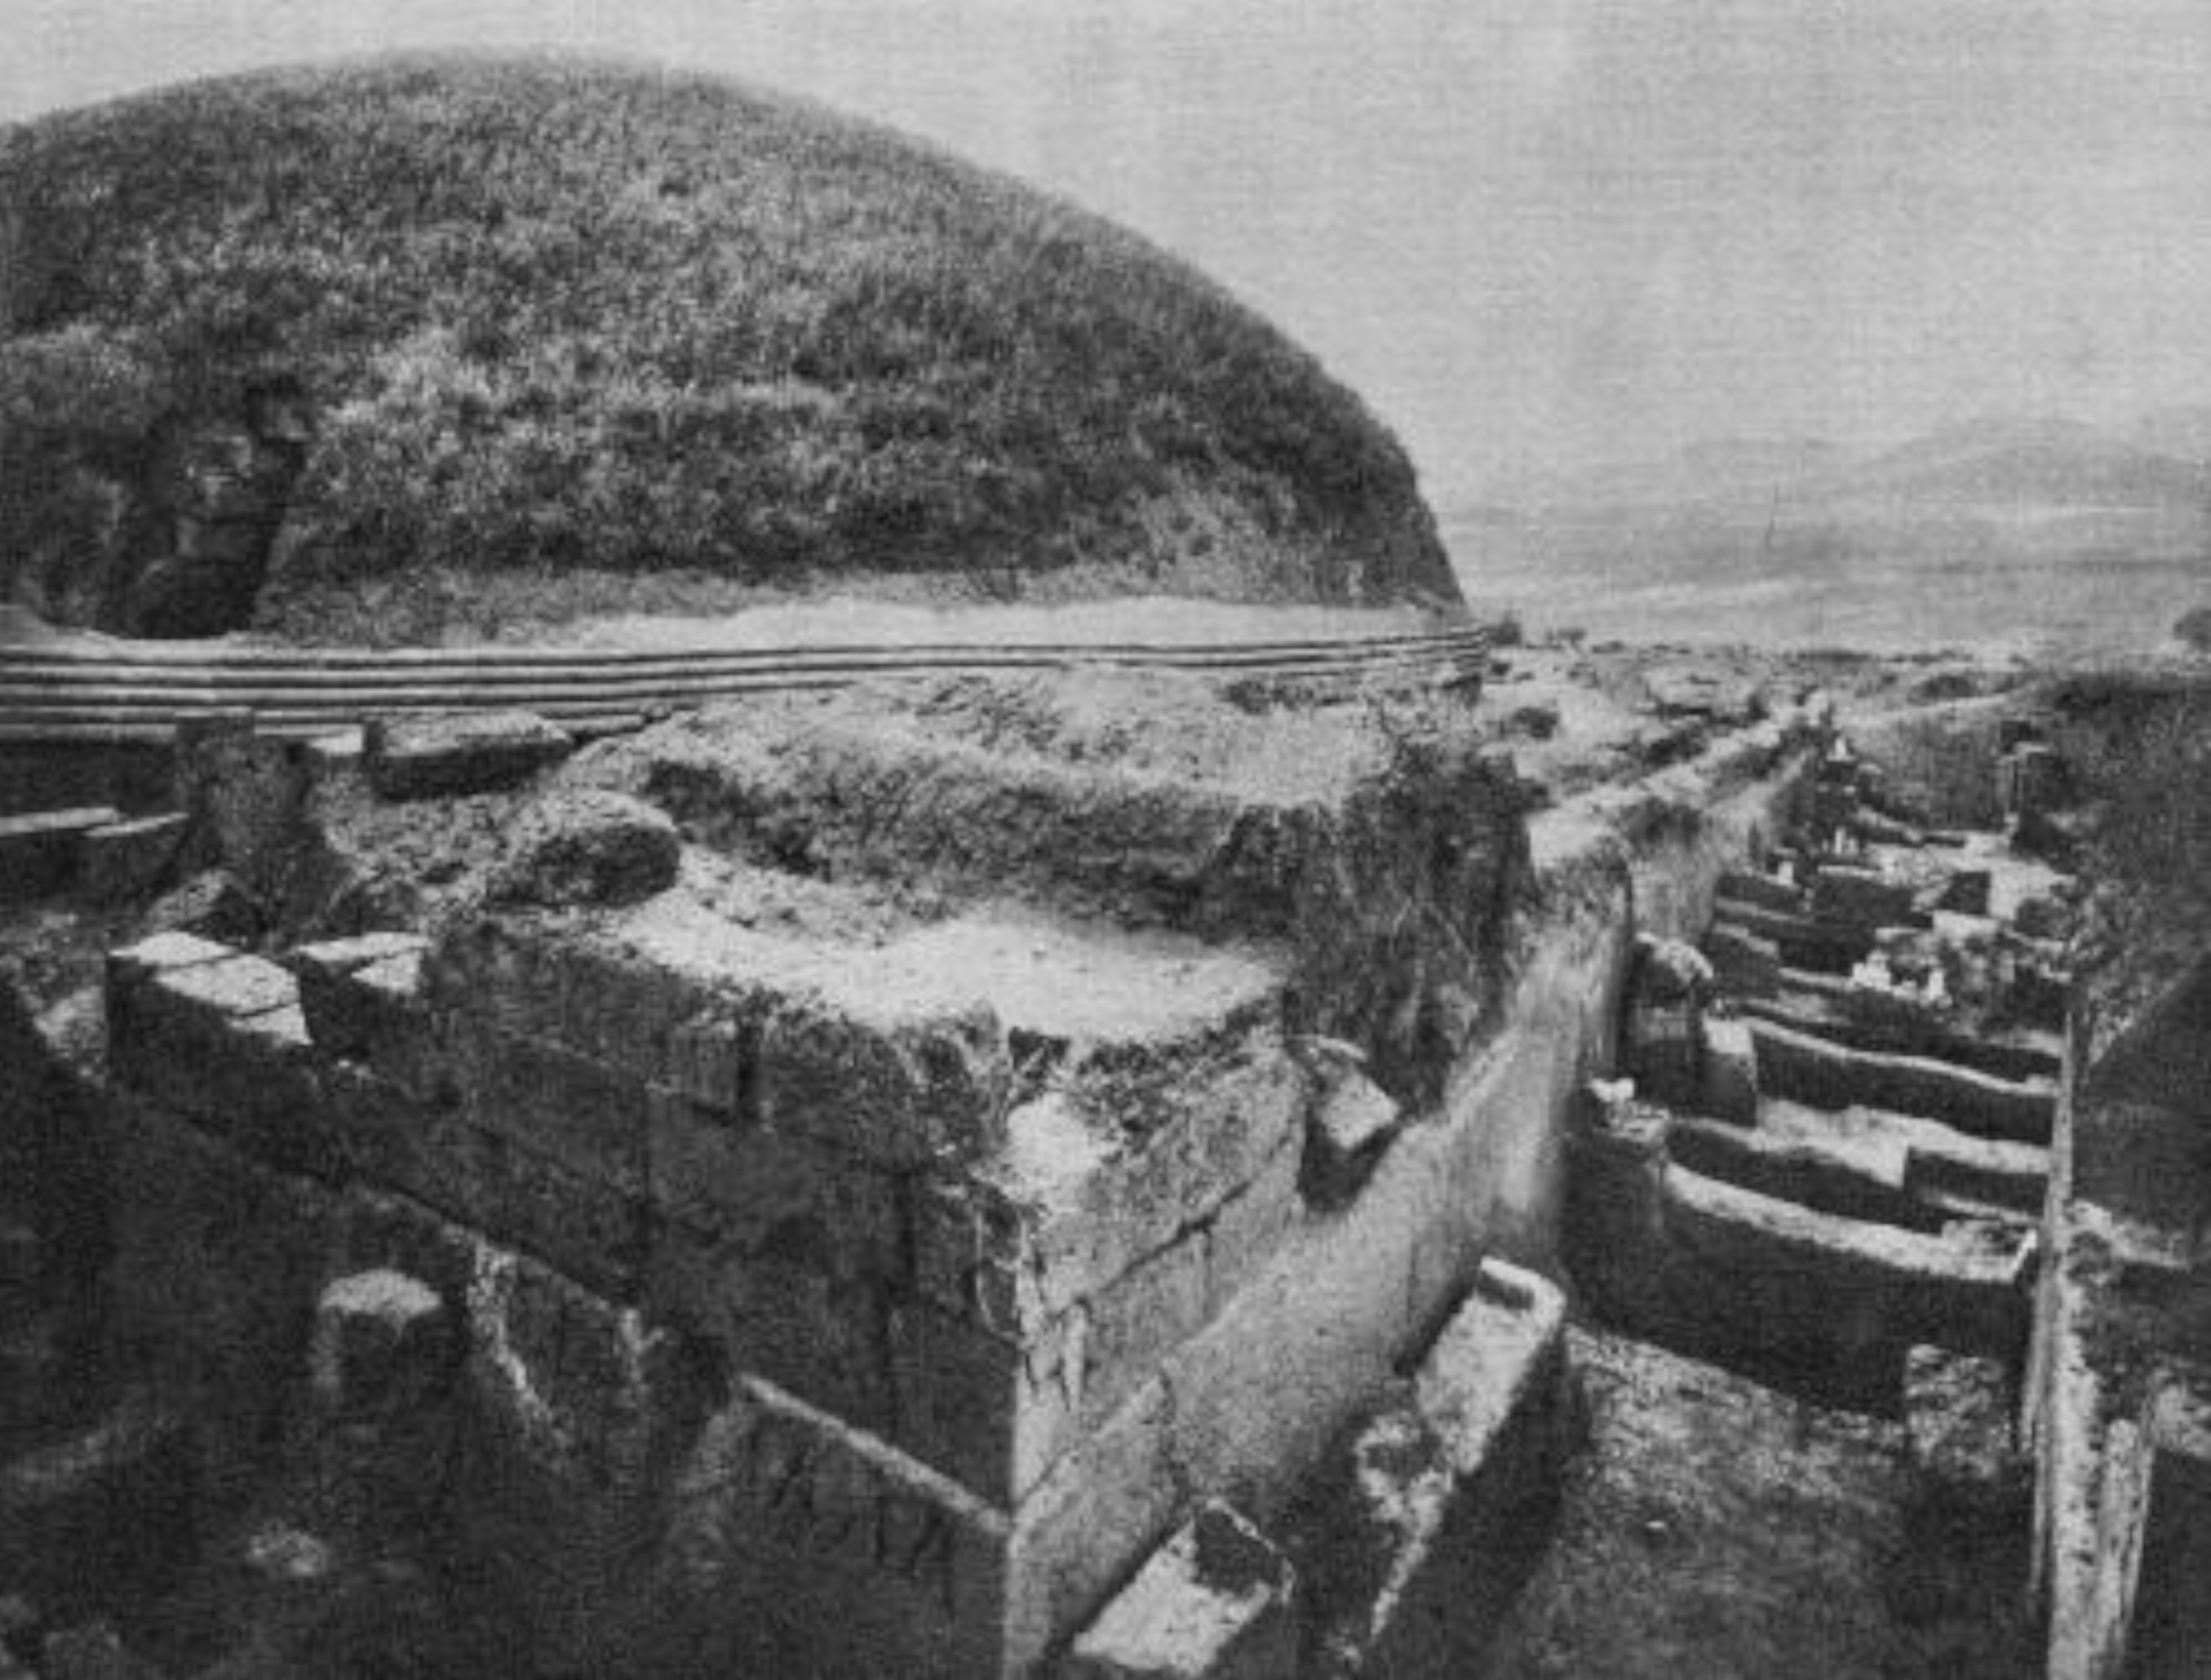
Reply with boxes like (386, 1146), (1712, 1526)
(0, 54), (1459, 642)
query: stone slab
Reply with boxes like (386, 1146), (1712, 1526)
(1301, 1071), (1403, 1208)
(1297, 1259), (1568, 1679)
(365, 710), (572, 801)
(1064, 1502), (1296, 1680)
(0, 805), (117, 900)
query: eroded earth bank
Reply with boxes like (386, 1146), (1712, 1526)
(1, 636), (2206, 1679)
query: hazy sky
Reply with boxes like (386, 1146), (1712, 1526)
(9, 0), (2211, 503)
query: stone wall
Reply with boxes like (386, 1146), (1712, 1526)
(67, 679), (1820, 1676)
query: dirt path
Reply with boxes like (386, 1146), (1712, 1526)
(1481, 1326), (2037, 1680)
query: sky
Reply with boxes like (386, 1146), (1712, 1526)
(8, 0), (2211, 505)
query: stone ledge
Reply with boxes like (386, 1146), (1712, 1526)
(1750, 1017), (2056, 1144)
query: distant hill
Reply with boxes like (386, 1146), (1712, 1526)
(0, 55), (1458, 641)
(1493, 437), (1849, 513)
(1475, 413), (2211, 522)
(1818, 416), (2210, 512)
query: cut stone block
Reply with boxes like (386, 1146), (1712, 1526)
(1622, 996), (1701, 1108)
(287, 933), (442, 1091)
(448, 1024), (650, 1194)
(644, 1088), (909, 1437)
(1064, 1502), (1296, 1680)
(304, 1268), (458, 1538)
(430, 901), (1021, 1171)
(898, 1217), (1211, 1508)
(1301, 1070), (1403, 1207)
(309, 1268), (453, 1421)
(1415, 1259), (1569, 1480)
(898, 1050), (1304, 1502)
(365, 710), (572, 801)
(324, 1062), (649, 1299)
(646, 1090), (904, 1280)
(1698, 1013), (1759, 1124)
(105, 928), (237, 987)
(77, 813), (188, 904)
(105, 944), (337, 1179)
(0, 805), (116, 900)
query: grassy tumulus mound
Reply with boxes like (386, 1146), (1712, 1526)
(0, 55), (1459, 641)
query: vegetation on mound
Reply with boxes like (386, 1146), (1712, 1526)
(0, 55), (1456, 640)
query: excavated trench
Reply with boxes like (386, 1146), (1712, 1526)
(0, 648), (2200, 1678)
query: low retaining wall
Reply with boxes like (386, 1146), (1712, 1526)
(1570, 1112), (2032, 1410)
